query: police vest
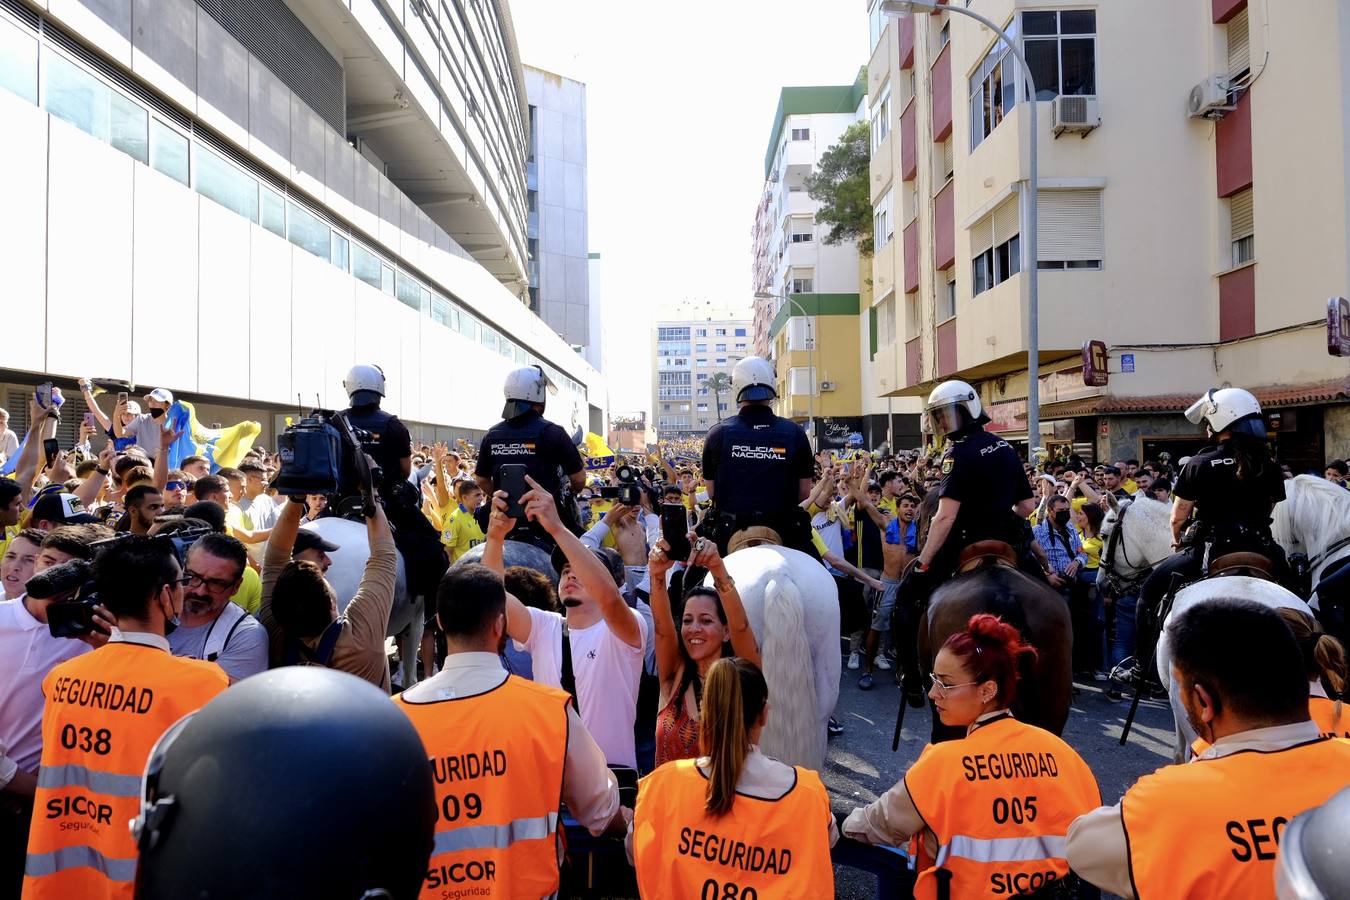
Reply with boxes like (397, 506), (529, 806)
(714, 414), (800, 518)
(395, 674), (570, 900)
(1122, 736), (1350, 899)
(24, 641), (227, 900)
(632, 757), (835, 900)
(904, 714), (1101, 900)
(342, 404), (406, 492)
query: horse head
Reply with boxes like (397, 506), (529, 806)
(1273, 475), (1350, 567)
(1099, 496), (1174, 591)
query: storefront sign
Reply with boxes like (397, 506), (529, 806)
(1328, 297), (1350, 357)
(984, 400), (1026, 434)
(817, 417), (865, 450)
(1082, 340), (1109, 387)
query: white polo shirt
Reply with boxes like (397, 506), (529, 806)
(0, 596), (90, 778)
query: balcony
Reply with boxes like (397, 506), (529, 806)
(873, 245), (896, 300)
(897, 15), (915, 69)
(905, 337), (922, 387)
(873, 340), (900, 395)
(930, 43), (952, 142)
(900, 102), (917, 181)
(903, 220), (920, 293)
(933, 183), (955, 271)
(870, 131), (894, 203)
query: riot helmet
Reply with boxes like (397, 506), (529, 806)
(1185, 387), (1267, 440)
(731, 356), (777, 403)
(925, 380), (987, 437)
(502, 364), (554, 419)
(344, 364), (386, 407)
(1275, 785), (1350, 899)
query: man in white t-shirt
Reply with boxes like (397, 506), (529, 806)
(483, 476), (647, 768)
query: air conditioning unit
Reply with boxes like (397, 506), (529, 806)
(1051, 95), (1100, 137)
(1187, 75), (1235, 119)
(820, 381), (837, 392)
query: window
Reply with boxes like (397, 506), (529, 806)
(353, 244), (385, 291)
(430, 294), (452, 327)
(194, 145), (259, 223)
(906, 292), (922, 335)
(968, 21), (1018, 151)
(939, 269), (957, 320)
(715, 343), (727, 352)
(457, 311), (480, 342)
(695, 343), (707, 352)
(1230, 188), (1254, 266)
(878, 294), (897, 347)
(790, 230), (812, 244)
(735, 342), (746, 350)
(1023, 10), (1096, 101)
(0, 17), (37, 104)
(287, 201), (331, 260)
(658, 326), (691, 341)
(695, 328), (707, 337)
(1036, 189), (1104, 269)
(933, 138), (953, 188)
(939, 21), (950, 49)
(787, 318), (815, 351)
(715, 357), (727, 365)
(45, 52), (148, 164)
(395, 272), (422, 311)
(734, 328), (747, 336)
(696, 372), (709, 381)
(788, 367), (816, 395)
(874, 188), (894, 248)
(970, 198), (1020, 296)
(330, 232), (350, 272)
(868, 0), (887, 51)
(696, 403), (709, 412)
(716, 328), (727, 336)
(871, 83), (892, 152)
(260, 187), (286, 238)
(150, 120), (189, 186)
(1227, 8), (1251, 84)
(791, 127), (810, 141)
(481, 327), (500, 353)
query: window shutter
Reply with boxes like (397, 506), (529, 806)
(1230, 188), (1254, 241)
(992, 197), (1020, 244)
(1037, 190), (1104, 262)
(941, 137), (954, 176)
(1227, 8), (1250, 79)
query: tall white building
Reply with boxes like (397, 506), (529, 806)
(652, 309), (753, 439)
(0, 0), (605, 444)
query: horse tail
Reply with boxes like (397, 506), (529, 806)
(760, 575), (822, 769)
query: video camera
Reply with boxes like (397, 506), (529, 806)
(32, 525), (213, 638)
(596, 463), (642, 506)
(273, 409), (381, 518)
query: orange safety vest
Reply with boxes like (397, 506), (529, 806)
(395, 674), (570, 900)
(903, 714), (1101, 900)
(632, 757), (835, 900)
(1122, 736), (1350, 899)
(23, 640), (227, 900)
(1193, 698), (1349, 755)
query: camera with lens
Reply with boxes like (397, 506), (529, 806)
(36, 525), (212, 638)
(273, 410), (381, 514)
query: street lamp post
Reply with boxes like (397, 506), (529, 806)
(754, 290), (816, 444)
(881, 0), (1041, 448)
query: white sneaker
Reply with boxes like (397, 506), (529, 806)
(875, 655), (893, 671)
(847, 651), (861, 670)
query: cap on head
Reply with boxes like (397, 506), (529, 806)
(293, 528), (341, 555)
(124, 400), (143, 416)
(731, 356), (777, 403)
(925, 379), (987, 437)
(1184, 387), (1266, 439)
(31, 492), (99, 525)
(343, 364), (386, 405)
(502, 365), (553, 419)
(144, 388), (174, 405)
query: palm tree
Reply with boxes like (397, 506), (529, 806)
(707, 372), (733, 422)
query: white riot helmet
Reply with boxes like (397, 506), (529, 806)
(343, 364), (385, 405)
(503, 365), (554, 418)
(1184, 387), (1267, 439)
(732, 356), (777, 403)
(925, 379), (987, 437)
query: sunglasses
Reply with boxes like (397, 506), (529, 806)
(164, 481), (186, 492)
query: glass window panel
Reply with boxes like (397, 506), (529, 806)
(419, 286), (432, 316)
(45, 52), (110, 142)
(287, 201), (330, 259)
(195, 145), (259, 222)
(481, 327), (499, 352)
(395, 272), (421, 310)
(1060, 10), (1095, 34)
(149, 119), (189, 186)
(353, 244), (382, 290)
(0, 21), (38, 104)
(457, 312), (480, 342)
(499, 338), (515, 359)
(331, 232), (349, 272)
(1000, 55), (1018, 113)
(381, 265), (394, 296)
(109, 91), (147, 163)
(1061, 39), (1096, 95)
(1024, 39), (1060, 100)
(1022, 11), (1057, 35)
(1008, 234), (1021, 277)
(431, 294), (451, 326)
(260, 187), (286, 237)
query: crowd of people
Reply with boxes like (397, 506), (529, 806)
(0, 360), (1348, 899)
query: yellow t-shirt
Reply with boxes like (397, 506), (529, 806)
(440, 505), (486, 563)
(225, 503), (253, 539)
(877, 496), (898, 518)
(1081, 535), (1104, 570)
(230, 566), (262, 616)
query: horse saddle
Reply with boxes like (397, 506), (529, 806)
(955, 540), (1019, 575)
(1208, 551), (1275, 580)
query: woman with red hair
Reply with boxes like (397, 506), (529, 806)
(843, 614), (1100, 899)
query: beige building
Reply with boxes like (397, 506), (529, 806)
(651, 310), (753, 439)
(866, 0), (1350, 469)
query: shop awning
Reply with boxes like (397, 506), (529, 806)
(1020, 375), (1350, 420)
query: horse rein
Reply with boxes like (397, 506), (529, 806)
(1100, 502), (1152, 596)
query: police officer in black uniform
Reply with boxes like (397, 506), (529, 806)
(474, 365), (585, 550)
(1132, 387), (1288, 675)
(339, 363), (447, 610)
(699, 356), (817, 557)
(896, 379), (1036, 704)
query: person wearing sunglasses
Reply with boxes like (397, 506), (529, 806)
(159, 472), (190, 511)
(842, 614), (1100, 899)
(167, 532), (268, 683)
(23, 537), (227, 900)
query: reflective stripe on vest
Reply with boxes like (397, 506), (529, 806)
(432, 811), (560, 855)
(36, 763), (141, 797)
(25, 845), (137, 881)
(935, 834), (1069, 867)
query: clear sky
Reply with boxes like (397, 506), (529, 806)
(510, 0), (870, 419)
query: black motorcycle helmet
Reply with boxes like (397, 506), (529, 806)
(133, 668), (435, 900)
(1276, 785), (1350, 899)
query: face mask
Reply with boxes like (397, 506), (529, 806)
(1053, 509), (1071, 527)
(149, 407), (165, 419)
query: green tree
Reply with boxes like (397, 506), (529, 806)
(804, 121), (873, 256)
(707, 372), (734, 422)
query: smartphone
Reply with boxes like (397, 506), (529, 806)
(47, 600), (96, 638)
(82, 412), (96, 429)
(117, 391), (129, 407)
(42, 438), (60, 468)
(35, 381), (53, 409)
(661, 504), (692, 560)
(497, 464), (529, 519)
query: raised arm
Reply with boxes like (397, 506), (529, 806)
(74, 444), (115, 508)
(77, 379), (113, 434)
(430, 443), (453, 510)
(646, 538), (684, 690)
(14, 395), (57, 505)
(153, 424), (182, 490)
(483, 490), (532, 642)
(689, 536), (760, 667)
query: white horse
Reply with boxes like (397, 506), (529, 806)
(301, 518), (424, 688)
(1271, 474), (1350, 614)
(1097, 495), (1175, 596)
(702, 546), (840, 771)
(1156, 576), (1313, 761)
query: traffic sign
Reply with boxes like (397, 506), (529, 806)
(1121, 353), (1135, 373)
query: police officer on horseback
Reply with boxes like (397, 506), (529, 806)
(339, 363), (447, 608)
(896, 380), (1037, 704)
(474, 365), (586, 550)
(1132, 388), (1288, 673)
(699, 356), (817, 557)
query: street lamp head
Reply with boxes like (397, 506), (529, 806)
(880, 0), (939, 16)
(753, 291), (778, 300)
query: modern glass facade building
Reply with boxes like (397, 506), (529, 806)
(0, 0), (605, 443)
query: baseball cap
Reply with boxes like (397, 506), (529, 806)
(550, 545), (625, 589)
(293, 528), (341, 556)
(145, 388), (174, 405)
(32, 492), (99, 525)
(124, 400), (143, 416)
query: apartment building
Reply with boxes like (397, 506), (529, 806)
(867, 0), (1350, 468)
(652, 313), (753, 439)
(0, 0), (605, 445)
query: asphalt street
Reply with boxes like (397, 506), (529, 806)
(821, 661), (1177, 899)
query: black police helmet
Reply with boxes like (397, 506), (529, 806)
(134, 668), (435, 900)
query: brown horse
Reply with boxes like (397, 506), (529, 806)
(909, 489), (1074, 743)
